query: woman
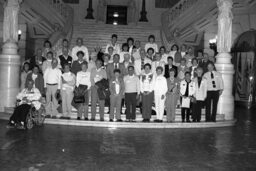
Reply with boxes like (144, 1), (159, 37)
(151, 53), (165, 75)
(165, 68), (180, 122)
(184, 47), (195, 68)
(42, 40), (53, 58)
(26, 65), (44, 95)
(109, 69), (125, 122)
(119, 43), (129, 63)
(20, 62), (31, 91)
(7, 80), (41, 129)
(153, 66), (168, 122)
(169, 44), (182, 66)
(146, 48), (154, 61)
(75, 62), (91, 120)
(140, 64), (155, 122)
(159, 46), (168, 64)
(61, 64), (76, 119)
(145, 34), (158, 54)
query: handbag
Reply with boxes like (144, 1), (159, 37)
(73, 85), (88, 103)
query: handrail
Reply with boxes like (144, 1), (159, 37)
(161, 0), (199, 44)
(46, 0), (74, 53)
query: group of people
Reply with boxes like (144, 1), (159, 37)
(16, 33), (223, 124)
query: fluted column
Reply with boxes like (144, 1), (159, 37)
(85, 0), (94, 19)
(0, 0), (22, 112)
(139, 0), (148, 22)
(215, 0), (234, 120)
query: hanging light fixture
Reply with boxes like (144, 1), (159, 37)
(113, 21), (118, 25)
(113, 12), (119, 17)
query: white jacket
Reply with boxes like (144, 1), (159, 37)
(180, 80), (196, 96)
(193, 77), (207, 101)
(153, 75), (168, 95)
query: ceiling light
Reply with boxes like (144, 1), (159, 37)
(113, 21), (118, 25)
(113, 12), (119, 17)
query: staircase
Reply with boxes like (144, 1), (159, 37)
(71, 23), (162, 52)
(161, 0), (256, 47)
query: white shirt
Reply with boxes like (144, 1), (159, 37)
(160, 53), (169, 64)
(134, 58), (152, 76)
(140, 73), (155, 93)
(62, 72), (76, 91)
(203, 71), (224, 91)
(151, 61), (165, 75)
(43, 67), (62, 89)
(105, 43), (121, 54)
(76, 71), (91, 89)
(119, 51), (129, 63)
(71, 45), (89, 62)
(145, 43), (158, 53)
(153, 75), (168, 95)
(42, 60), (52, 73)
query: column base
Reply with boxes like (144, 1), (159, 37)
(0, 42), (21, 112)
(215, 52), (235, 120)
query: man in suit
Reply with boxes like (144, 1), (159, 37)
(106, 54), (125, 80)
(164, 56), (178, 78)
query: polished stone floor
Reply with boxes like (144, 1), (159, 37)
(0, 107), (256, 171)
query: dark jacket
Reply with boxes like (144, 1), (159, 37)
(164, 64), (178, 78)
(71, 60), (86, 75)
(59, 55), (73, 69)
(25, 73), (45, 95)
(95, 79), (110, 100)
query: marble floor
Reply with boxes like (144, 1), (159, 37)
(0, 107), (256, 171)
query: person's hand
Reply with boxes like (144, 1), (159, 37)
(161, 95), (165, 100)
(219, 90), (223, 95)
(136, 94), (140, 100)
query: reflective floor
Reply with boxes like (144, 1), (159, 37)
(0, 107), (256, 171)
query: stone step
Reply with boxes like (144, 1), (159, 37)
(71, 23), (161, 52)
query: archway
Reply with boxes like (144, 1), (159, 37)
(232, 29), (256, 108)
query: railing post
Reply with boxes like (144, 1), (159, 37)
(85, 0), (94, 19)
(139, 0), (148, 22)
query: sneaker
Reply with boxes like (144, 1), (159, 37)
(154, 119), (159, 122)
(109, 119), (113, 122)
(117, 119), (123, 122)
(77, 117), (81, 120)
(84, 118), (89, 121)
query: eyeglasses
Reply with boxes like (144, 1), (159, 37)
(211, 72), (216, 88)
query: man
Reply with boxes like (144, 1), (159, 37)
(122, 53), (133, 76)
(88, 52), (97, 72)
(56, 39), (71, 57)
(203, 62), (224, 122)
(42, 51), (54, 73)
(196, 50), (204, 64)
(164, 56), (178, 78)
(131, 40), (142, 61)
(192, 67), (207, 122)
(71, 51), (87, 75)
(134, 49), (152, 76)
(199, 52), (210, 73)
(44, 58), (62, 118)
(90, 59), (107, 121)
(29, 48), (46, 71)
(71, 38), (89, 62)
(123, 66), (140, 122)
(105, 34), (121, 55)
(58, 47), (73, 70)
(106, 54), (125, 80)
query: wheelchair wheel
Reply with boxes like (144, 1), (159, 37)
(26, 111), (34, 129)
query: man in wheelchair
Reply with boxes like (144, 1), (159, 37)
(7, 79), (45, 129)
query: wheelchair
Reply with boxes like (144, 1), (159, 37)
(25, 104), (46, 129)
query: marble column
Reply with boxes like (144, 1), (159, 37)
(139, 0), (148, 22)
(85, 0), (94, 19)
(0, 0), (22, 112)
(215, 0), (234, 120)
